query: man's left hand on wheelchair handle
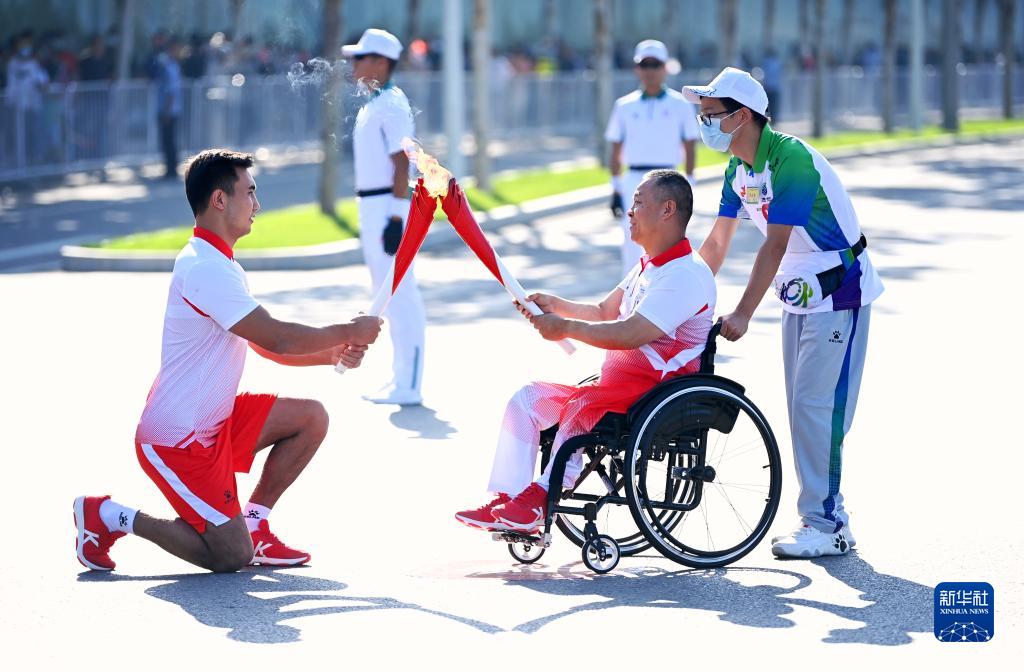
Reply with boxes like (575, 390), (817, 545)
(718, 312), (750, 342)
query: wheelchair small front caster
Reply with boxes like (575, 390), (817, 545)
(508, 540), (545, 564)
(582, 534), (620, 574)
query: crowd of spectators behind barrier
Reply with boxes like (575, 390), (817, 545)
(5, 24), (1015, 90)
(2, 24), (1020, 177)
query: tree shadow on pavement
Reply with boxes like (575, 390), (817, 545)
(845, 158), (1023, 213)
(788, 553), (933, 645)
(388, 404), (457, 439)
(490, 564), (812, 634)
(492, 553), (930, 645)
(77, 568), (501, 642)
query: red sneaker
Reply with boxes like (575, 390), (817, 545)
(250, 520), (311, 566)
(455, 493), (511, 531)
(73, 496), (125, 571)
(492, 483), (548, 532)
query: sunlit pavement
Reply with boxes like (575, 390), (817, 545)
(1, 139), (1020, 667)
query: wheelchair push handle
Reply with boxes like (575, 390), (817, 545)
(708, 321), (723, 342)
(700, 321), (723, 374)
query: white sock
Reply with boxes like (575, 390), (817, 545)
(99, 499), (137, 535)
(243, 502), (271, 532)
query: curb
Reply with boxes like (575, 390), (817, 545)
(59, 183), (615, 272)
(59, 131), (1024, 272)
(60, 239), (365, 272)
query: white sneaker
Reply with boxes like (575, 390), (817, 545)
(362, 384), (422, 406)
(772, 523), (856, 548)
(771, 525), (852, 558)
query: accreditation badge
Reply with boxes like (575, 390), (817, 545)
(745, 185), (761, 205)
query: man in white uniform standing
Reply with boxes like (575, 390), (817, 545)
(345, 28), (426, 405)
(606, 39), (700, 277)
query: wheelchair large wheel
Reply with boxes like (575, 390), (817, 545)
(624, 382), (781, 569)
(554, 446), (652, 557)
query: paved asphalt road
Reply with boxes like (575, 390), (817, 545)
(1, 139), (1021, 668)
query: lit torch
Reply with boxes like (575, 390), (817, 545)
(337, 143), (574, 373)
(335, 176), (439, 374)
(439, 178), (575, 355)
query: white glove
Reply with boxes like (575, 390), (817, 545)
(388, 195), (410, 221)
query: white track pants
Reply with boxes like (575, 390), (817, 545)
(485, 382), (596, 496)
(358, 194), (426, 392)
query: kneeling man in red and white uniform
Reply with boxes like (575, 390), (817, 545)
(74, 149), (382, 572)
(456, 170), (717, 532)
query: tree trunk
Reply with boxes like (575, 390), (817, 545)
(799, 0), (810, 67)
(999, 0), (1016, 118)
(319, 0), (342, 217)
(471, 0), (491, 190)
(942, 0), (961, 131)
(663, 0), (680, 61)
(594, 0), (613, 166)
(719, 0), (739, 67)
(973, 0), (987, 62)
(763, 0), (775, 50)
(882, 0), (896, 133)
(909, 0), (925, 130)
(407, 0), (422, 43)
(231, 0), (245, 40)
(841, 0), (854, 65)
(812, 0), (825, 137)
(115, 0), (135, 81)
(544, 0), (560, 58)
(443, 0), (466, 179)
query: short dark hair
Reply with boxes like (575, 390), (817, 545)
(719, 96), (770, 129)
(183, 148), (254, 216)
(643, 169), (693, 230)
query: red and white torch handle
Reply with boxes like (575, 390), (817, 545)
(334, 266), (396, 375)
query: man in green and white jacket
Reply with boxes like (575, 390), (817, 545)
(684, 68), (883, 559)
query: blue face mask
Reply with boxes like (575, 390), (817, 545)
(699, 109), (744, 153)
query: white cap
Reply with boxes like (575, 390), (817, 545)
(682, 67), (770, 116)
(633, 39), (669, 64)
(342, 28), (403, 61)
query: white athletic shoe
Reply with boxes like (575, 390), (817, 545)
(772, 523), (856, 548)
(771, 524), (852, 559)
(362, 384), (422, 406)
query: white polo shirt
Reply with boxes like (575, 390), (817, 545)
(600, 237), (717, 391)
(604, 88), (701, 169)
(352, 83), (414, 192)
(136, 228), (260, 448)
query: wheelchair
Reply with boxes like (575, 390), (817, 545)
(493, 323), (782, 574)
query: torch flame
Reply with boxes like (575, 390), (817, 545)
(402, 138), (452, 198)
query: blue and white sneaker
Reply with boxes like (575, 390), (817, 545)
(771, 524), (853, 558)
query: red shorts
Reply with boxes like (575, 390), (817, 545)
(136, 393), (277, 533)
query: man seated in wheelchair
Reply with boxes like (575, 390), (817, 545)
(456, 169), (717, 533)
